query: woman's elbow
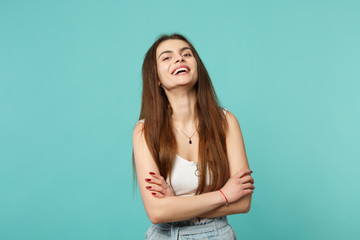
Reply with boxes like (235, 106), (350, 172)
(242, 202), (251, 213)
(236, 202), (251, 214)
(147, 207), (167, 224)
(237, 196), (252, 213)
(149, 215), (161, 224)
(145, 197), (175, 224)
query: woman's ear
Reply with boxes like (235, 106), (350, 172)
(158, 81), (161, 87)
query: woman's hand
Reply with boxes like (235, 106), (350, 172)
(145, 172), (175, 198)
(220, 169), (255, 204)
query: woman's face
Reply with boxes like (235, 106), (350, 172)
(156, 39), (198, 91)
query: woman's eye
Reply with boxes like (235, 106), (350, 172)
(184, 53), (192, 57)
(163, 57), (170, 61)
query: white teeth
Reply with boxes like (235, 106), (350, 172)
(173, 67), (189, 75)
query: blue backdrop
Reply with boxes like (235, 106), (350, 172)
(1, 0), (359, 239)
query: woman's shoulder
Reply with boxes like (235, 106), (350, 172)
(222, 107), (234, 119)
(221, 108), (240, 127)
(133, 119), (145, 137)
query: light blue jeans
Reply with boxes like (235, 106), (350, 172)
(145, 216), (236, 239)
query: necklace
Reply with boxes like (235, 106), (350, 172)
(172, 122), (197, 144)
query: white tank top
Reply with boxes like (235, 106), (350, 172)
(166, 154), (208, 197)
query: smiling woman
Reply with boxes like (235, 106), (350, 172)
(133, 33), (255, 239)
(156, 40), (198, 92)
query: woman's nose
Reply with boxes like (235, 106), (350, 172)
(174, 54), (184, 63)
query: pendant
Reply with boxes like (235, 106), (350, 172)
(189, 139), (192, 144)
(194, 163), (199, 176)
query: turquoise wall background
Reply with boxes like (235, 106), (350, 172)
(1, 0), (359, 239)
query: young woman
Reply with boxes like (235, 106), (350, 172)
(133, 33), (255, 239)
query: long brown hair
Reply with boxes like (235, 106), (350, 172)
(136, 33), (229, 194)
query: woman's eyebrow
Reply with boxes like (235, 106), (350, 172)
(158, 47), (191, 59)
(158, 50), (172, 59)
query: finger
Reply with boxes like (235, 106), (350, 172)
(146, 185), (166, 195)
(243, 189), (254, 196)
(149, 172), (166, 182)
(165, 186), (175, 195)
(240, 175), (254, 184)
(145, 180), (171, 194)
(165, 189), (175, 196)
(149, 173), (169, 189)
(242, 182), (255, 190)
(145, 178), (164, 186)
(234, 169), (252, 178)
(151, 191), (165, 198)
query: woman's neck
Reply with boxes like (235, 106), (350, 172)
(166, 88), (197, 130)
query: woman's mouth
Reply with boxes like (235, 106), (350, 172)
(172, 66), (190, 75)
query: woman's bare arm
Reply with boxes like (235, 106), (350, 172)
(198, 111), (254, 218)
(133, 121), (252, 224)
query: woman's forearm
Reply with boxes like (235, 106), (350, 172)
(197, 194), (252, 218)
(145, 191), (226, 224)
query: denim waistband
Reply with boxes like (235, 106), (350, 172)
(155, 216), (228, 234)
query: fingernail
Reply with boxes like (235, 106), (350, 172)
(145, 178), (151, 182)
(149, 172), (155, 175)
(152, 192), (156, 196)
(146, 186), (152, 190)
